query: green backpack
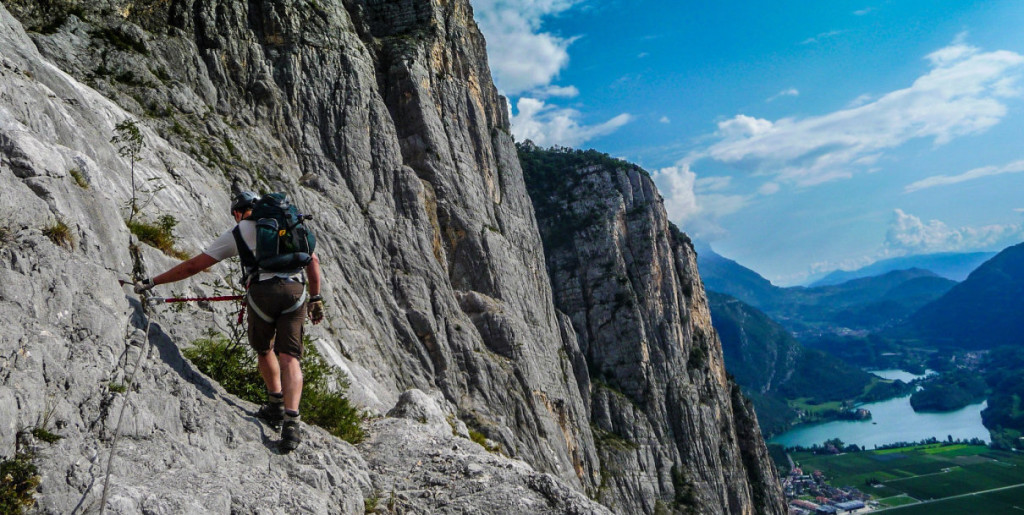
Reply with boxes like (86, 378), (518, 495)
(233, 193), (316, 280)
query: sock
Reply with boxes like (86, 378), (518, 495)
(284, 409), (300, 421)
(268, 391), (284, 404)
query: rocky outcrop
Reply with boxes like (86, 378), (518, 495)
(521, 146), (786, 514)
(1, 0), (781, 512)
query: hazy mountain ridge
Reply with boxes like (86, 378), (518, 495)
(810, 251), (996, 287)
(696, 245), (955, 335)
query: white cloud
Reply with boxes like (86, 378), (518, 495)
(510, 98), (632, 147)
(653, 166), (748, 239)
(801, 30), (844, 45)
(854, 8), (874, 16)
(847, 93), (874, 108)
(715, 114), (774, 139)
(472, 0), (580, 95)
(767, 88), (800, 102)
(690, 40), (1024, 186)
(654, 166), (700, 223)
(884, 209), (1024, 254)
(696, 176), (731, 192)
(758, 182), (780, 195)
(533, 85), (580, 98)
(905, 159), (1024, 192)
(659, 116), (671, 124)
(638, 52), (649, 59)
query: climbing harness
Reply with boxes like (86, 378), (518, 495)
(246, 288), (307, 323)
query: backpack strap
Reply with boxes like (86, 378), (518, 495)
(232, 225), (258, 284)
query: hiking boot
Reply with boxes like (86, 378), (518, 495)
(256, 402), (284, 427)
(280, 419), (302, 453)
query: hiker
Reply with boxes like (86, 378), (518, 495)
(133, 191), (324, 452)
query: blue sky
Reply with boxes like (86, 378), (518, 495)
(471, 0), (1024, 285)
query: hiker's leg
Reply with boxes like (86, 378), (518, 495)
(279, 352), (303, 412)
(258, 351), (282, 393)
(274, 284), (307, 412)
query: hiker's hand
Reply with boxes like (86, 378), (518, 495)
(133, 278), (155, 294)
(309, 297), (324, 325)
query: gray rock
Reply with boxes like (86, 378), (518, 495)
(359, 416), (612, 514)
(524, 153), (788, 514)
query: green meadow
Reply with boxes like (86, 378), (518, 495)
(790, 445), (1024, 512)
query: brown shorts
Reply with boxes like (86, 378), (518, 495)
(247, 278), (307, 358)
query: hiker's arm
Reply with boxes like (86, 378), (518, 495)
(306, 253), (321, 296)
(153, 253), (220, 286)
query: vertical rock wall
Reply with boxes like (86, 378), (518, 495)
(522, 147), (786, 514)
(2, 0), (595, 496)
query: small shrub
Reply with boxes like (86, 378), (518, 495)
(185, 332), (365, 443)
(467, 428), (501, 454)
(108, 382), (127, 394)
(42, 219), (73, 249)
(687, 345), (707, 371)
(90, 27), (148, 55)
(69, 168), (89, 188)
(0, 226), (11, 246)
(127, 215), (188, 259)
(364, 493), (379, 513)
(0, 453), (41, 514)
(30, 428), (61, 444)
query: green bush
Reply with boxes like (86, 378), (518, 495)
(30, 427), (61, 444)
(0, 454), (40, 514)
(183, 332), (265, 404)
(184, 332), (365, 443)
(127, 215), (189, 259)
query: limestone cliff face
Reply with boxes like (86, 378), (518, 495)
(521, 146), (786, 514)
(1, 0), (779, 512)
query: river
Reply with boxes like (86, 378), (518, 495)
(769, 377), (991, 449)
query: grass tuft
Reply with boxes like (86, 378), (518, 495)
(42, 219), (73, 250)
(69, 168), (89, 188)
(127, 215), (189, 259)
(468, 428), (502, 454)
(30, 428), (61, 444)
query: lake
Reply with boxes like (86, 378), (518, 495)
(867, 369), (936, 382)
(769, 394), (991, 449)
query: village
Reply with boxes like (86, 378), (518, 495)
(783, 466), (871, 515)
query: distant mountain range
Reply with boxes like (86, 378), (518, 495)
(896, 241), (1024, 349)
(695, 244), (956, 335)
(810, 252), (996, 287)
(698, 238), (1024, 352)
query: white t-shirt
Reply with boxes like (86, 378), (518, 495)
(204, 220), (304, 282)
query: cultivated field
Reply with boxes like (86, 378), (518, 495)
(791, 444), (1024, 512)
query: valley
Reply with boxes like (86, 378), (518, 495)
(700, 240), (1024, 513)
(700, 241), (1024, 452)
